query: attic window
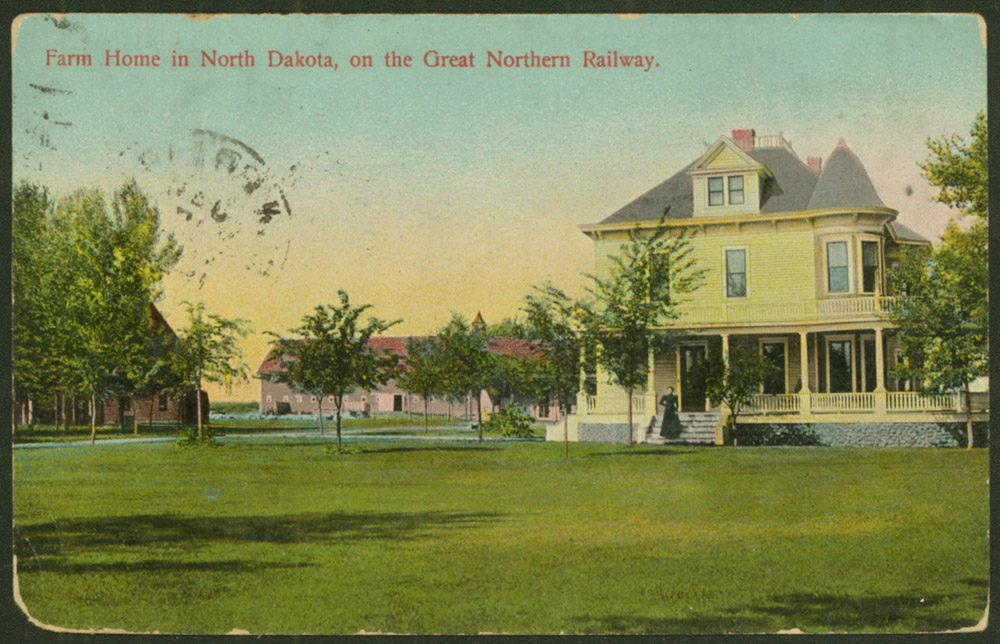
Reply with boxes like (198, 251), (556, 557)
(708, 177), (724, 206)
(728, 176), (744, 204)
(708, 175), (744, 207)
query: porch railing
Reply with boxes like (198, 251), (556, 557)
(744, 394), (800, 414)
(585, 394), (646, 416)
(673, 296), (897, 326)
(887, 391), (989, 413)
(811, 392), (876, 413)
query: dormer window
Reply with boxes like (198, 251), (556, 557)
(707, 174), (745, 207)
(708, 177), (724, 206)
(728, 176), (744, 204)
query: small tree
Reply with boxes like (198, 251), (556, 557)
(579, 218), (704, 444)
(397, 336), (446, 434)
(269, 292), (401, 451)
(704, 348), (780, 446)
(524, 283), (592, 457)
(889, 113), (987, 448)
(437, 314), (492, 442)
(173, 302), (251, 440)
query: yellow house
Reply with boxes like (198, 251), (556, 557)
(555, 129), (989, 447)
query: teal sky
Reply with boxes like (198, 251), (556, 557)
(12, 13), (987, 400)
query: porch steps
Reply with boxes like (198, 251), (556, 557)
(646, 412), (719, 445)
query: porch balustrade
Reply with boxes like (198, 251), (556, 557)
(672, 296), (897, 326)
(743, 394), (800, 414)
(580, 390), (988, 418)
(584, 394), (646, 416)
(810, 392), (876, 413)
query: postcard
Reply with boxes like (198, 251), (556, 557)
(10, 13), (989, 635)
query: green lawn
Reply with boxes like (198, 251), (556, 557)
(12, 440), (988, 634)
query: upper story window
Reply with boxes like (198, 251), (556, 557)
(861, 241), (879, 292)
(707, 174), (746, 207)
(708, 177), (725, 206)
(827, 241), (849, 292)
(728, 176), (744, 204)
(725, 248), (747, 297)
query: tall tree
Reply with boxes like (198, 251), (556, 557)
(397, 337), (446, 434)
(579, 219), (704, 444)
(173, 302), (250, 439)
(64, 181), (182, 444)
(889, 113), (987, 448)
(437, 314), (492, 442)
(269, 292), (401, 450)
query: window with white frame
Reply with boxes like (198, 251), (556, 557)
(728, 175), (745, 204)
(827, 241), (849, 292)
(861, 240), (879, 293)
(708, 177), (724, 206)
(726, 248), (747, 297)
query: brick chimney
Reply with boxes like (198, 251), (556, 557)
(731, 128), (756, 149)
(807, 156), (823, 176)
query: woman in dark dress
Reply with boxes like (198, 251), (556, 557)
(659, 387), (682, 438)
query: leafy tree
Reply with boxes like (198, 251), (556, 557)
(523, 283), (593, 456)
(65, 182), (182, 444)
(173, 302), (251, 440)
(437, 314), (492, 442)
(704, 348), (780, 446)
(269, 292), (401, 450)
(889, 113), (988, 448)
(578, 219), (704, 444)
(397, 336), (446, 434)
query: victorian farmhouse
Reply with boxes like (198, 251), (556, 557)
(557, 129), (989, 446)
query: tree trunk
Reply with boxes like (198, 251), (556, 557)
(476, 393), (483, 443)
(54, 394), (59, 430)
(335, 396), (343, 451)
(563, 402), (569, 458)
(196, 380), (203, 439)
(28, 398), (34, 429)
(963, 380), (974, 449)
(89, 392), (97, 445)
(71, 396), (76, 425)
(146, 394), (154, 432)
(317, 396), (325, 437)
(448, 402), (452, 421)
(424, 396), (429, 435)
(626, 386), (634, 446)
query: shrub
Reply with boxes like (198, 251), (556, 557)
(483, 406), (534, 438)
(176, 426), (221, 448)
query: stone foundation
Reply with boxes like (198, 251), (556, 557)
(736, 422), (989, 448)
(578, 423), (632, 444)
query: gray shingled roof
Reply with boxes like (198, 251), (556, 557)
(597, 137), (889, 226)
(747, 148), (818, 214)
(888, 221), (931, 244)
(598, 160), (698, 224)
(807, 138), (886, 210)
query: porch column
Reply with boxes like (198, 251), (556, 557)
(641, 347), (657, 444)
(576, 346), (588, 416)
(799, 330), (811, 416)
(874, 327), (887, 415)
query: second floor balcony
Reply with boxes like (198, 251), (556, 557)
(669, 295), (897, 328)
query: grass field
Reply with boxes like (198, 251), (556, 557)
(12, 440), (988, 634)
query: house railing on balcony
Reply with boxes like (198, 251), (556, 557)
(585, 394), (646, 416)
(672, 296), (898, 326)
(744, 394), (800, 414)
(811, 392), (876, 413)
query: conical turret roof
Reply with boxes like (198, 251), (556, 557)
(807, 138), (886, 210)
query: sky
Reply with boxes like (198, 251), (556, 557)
(11, 13), (987, 401)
